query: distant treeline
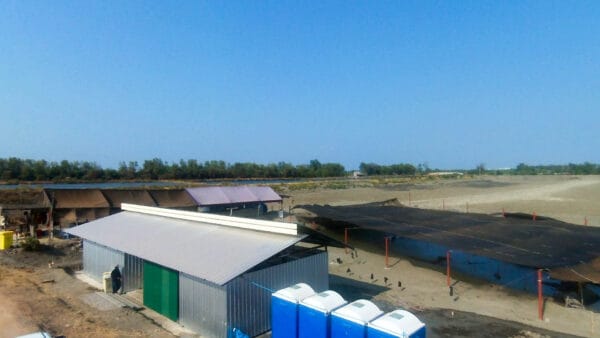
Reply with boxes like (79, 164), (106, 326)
(1, 157), (599, 182)
(359, 162), (417, 175)
(0, 158), (347, 181)
(510, 162), (600, 175)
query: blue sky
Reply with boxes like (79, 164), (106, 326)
(1, 1), (599, 170)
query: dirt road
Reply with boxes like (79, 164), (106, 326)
(0, 240), (174, 338)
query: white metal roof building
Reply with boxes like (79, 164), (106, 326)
(66, 204), (329, 338)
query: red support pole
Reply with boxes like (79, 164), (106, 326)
(344, 228), (349, 254)
(538, 269), (543, 320)
(585, 217), (588, 226)
(385, 237), (390, 268)
(446, 250), (451, 287)
(533, 211), (537, 221)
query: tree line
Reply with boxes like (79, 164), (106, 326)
(0, 158), (347, 181)
(2, 157), (599, 182)
(511, 162), (600, 175)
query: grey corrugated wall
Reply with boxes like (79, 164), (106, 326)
(179, 273), (228, 338)
(83, 240), (124, 283)
(124, 253), (143, 292)
(226, 251), (328, 337)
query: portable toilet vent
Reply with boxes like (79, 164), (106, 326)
(331, 299), (383, 338)
(299, 290), (347, 338)
(271, 283), (316, 338)
(367, 309), (426, 338)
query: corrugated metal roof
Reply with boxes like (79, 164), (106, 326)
(49, 189), (110, 208)
(101, 190), (157, 208)
(185, 186), (282, 206)
(0, 189), (50, 209)
(65, 211), (305, 285)
(148, 189), (196, 208)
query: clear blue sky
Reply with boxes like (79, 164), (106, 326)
(1, 1), (599, 170)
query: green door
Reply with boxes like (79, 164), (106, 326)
(143, 261), (179, 321)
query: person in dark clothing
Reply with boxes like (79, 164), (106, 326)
(110, 265), (122, 294)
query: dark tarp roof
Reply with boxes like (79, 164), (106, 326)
(186, 186), (282, 206)
(297, 203), (600, 282)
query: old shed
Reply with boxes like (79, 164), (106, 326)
(186, 186), (282, 215)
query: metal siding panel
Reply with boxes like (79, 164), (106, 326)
(179, 273), (227, 338)
(227, 251), (328, 337)
(83, 240), (124, 283)
(124, 254), (143, 292)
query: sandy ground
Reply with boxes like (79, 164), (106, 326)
(0, 239), (177, 338)
(285, 175), (600, 225)
(285, 175), (600, 337)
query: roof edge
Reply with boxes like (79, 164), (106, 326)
(122, 203), (298, 236)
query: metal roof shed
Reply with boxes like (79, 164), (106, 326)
(65, 204), (329, 338)
(48, 189), (110, 225)
(185, 186), (282, 207)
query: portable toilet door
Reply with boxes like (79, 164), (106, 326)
(271, 283), (316, 338)
(299, 290), (347, 338)
(331, 299), (383, 338)
(367, 309), (426, 338)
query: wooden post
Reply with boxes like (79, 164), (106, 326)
(502, 208), (506, 218)
(344, 228), (349, 254)
(466, 202), (469, 213)
(442, 199), (445, 210)
(585, 217), (588, 226)
(538, 269), (543, 320)
(385, 237), (390, 268)
(408, 192), (411, 207)
(446, 250), (452, 287)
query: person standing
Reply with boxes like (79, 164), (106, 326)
(110, 265), (122, 294)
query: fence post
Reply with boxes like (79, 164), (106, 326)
(538, 269), (543, 320)
(344, 228), (349, 254)
(385, 237), (390, 268)
(447, 250), (452, 287)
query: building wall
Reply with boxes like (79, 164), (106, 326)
(392, 237), (559, 295)
(124, 253), (144, 292)
(226, 251), (329, 337)
(179, 273), (228, 338)
(83, 240), (124, 282)
(177, 251), (328, 338)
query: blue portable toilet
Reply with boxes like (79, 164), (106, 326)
(331, 299), (383, 338)
(271, 283), (316, 338)
(299, 290), (347, 338)
(367, 309), (426, 338)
